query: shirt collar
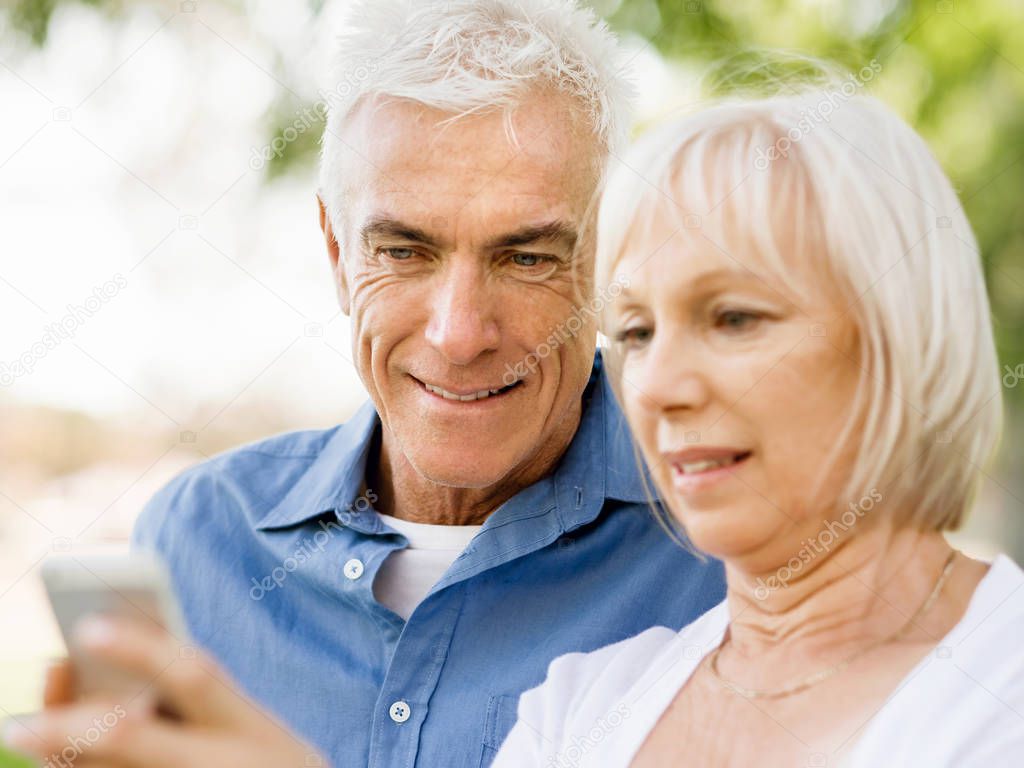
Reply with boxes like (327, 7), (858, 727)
(255, 350), (650, 532)
(255, 399), (380, 530)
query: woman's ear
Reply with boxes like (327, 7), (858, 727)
(317, 194), (351, 314)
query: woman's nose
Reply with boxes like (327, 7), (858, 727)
(634, 330), (711, 415)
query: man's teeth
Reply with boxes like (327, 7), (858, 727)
(678, 456), (739, 474)
(424, 383), (505, 401)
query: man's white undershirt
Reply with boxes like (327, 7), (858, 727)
(372, 513), (483, 621)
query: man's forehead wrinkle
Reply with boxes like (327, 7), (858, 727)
(368, 147), (578, 191)
(338, 100), (601, 254)
(354, 97), (592, 169)
(366, 188), (562, 216)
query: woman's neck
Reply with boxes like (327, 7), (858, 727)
(723, 525), (963, 661)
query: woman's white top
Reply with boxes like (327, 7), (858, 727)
(494, 554), (1024, 767)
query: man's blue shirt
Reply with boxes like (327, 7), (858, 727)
(132, 353), (726, 767)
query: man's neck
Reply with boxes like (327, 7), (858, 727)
(365, 405), (583, 527)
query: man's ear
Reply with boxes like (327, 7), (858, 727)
(317, 194), (351, 315)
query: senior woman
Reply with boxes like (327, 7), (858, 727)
(493, 85), (1024, 766)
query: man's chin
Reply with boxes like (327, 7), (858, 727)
(409, 450), (525, 491)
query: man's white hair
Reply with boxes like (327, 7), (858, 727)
(317, 0), (632, 234)
(597, 86), (1003, 534)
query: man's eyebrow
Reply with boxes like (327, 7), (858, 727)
(484, 221), (578, 251)
(359, 217), (579, 252)
(360, 217), (440, 249)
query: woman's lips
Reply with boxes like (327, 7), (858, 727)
(662, 448), (753, 495)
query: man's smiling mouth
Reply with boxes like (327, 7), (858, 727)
(413, 376), (523, 402)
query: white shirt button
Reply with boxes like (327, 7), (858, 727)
(343, 558), (364, 580)
(389, 700), (411, 723)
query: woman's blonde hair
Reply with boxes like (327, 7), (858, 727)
(596, 80), (1003, 535)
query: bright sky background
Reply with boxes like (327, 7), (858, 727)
(0, 0), (686, 428)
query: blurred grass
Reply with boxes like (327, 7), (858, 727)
(0, 746), (34, 768)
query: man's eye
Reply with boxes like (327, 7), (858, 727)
(511, 253), (547, 267)
(380, 247), (416, 261)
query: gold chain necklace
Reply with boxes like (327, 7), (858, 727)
(707, 551), (957, 700)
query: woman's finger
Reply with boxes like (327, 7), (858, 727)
(71, 616), (272, 732)
(42, 658), (77, 707)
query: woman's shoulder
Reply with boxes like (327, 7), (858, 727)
(536, 599), (730, 710)
(949, 554), (1024, 639)
(928, 553), (1024, 690)
(849, 554), (1024, 765)
(493, 600), (730, 766)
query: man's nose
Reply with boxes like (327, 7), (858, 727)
(424, 259), (501, 365)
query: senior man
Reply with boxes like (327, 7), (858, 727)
(11, 1), (725, 766)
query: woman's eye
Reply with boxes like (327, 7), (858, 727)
(613, 326), (653, 349)
(715, 309), (761, 332)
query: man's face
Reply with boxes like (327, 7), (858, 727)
(325, 93), (601, 489)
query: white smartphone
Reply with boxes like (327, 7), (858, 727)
(40, 553), (189, 701)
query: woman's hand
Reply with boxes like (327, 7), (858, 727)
(4, 616), (328, 768)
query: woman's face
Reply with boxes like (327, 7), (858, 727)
(608, 208), (864, 572)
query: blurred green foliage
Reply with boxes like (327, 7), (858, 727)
(602, 0), (1024, 390)
(7, 0), (1023, 387)
(5, 0), (109, 45)
(0, 745), (33, 768)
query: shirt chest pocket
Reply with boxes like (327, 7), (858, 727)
(479, 693), (520, 766)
